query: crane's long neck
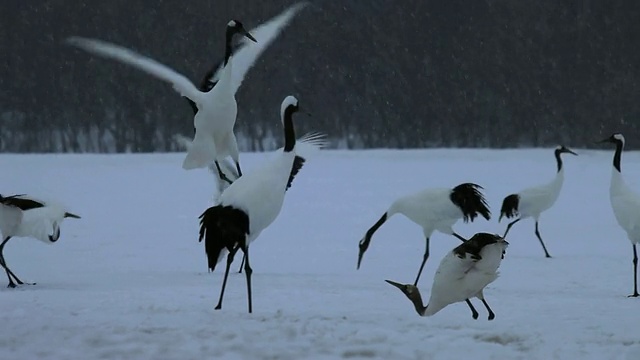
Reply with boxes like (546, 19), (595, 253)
(613, 140), (623, 173)
(407, 292), (440, 317)
(554, 150), (564, 172)
(610, 140), (627, 195)
(283, 107), (296, 152)
(224, 30), (235, 66)
(216, 30), (235, 94)
(547, 150), (566, 195)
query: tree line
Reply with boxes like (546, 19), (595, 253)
(1, 0), (639, 153)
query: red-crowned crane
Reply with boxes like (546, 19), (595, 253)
(198, 95), (326, 313)
(357, 183), (491, 286)
(0, 194), (80, 288)
(499, 145), (577, 257)
(65, 2), (309, 183)
(386, 233), (508, 320)
(599, 133), (639, 297)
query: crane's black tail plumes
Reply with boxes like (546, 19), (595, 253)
(499, 194), (520, 222)
(450, 183), (492, 222)
(198, 205), (250, 272)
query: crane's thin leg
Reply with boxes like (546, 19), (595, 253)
(215, 247), (238, 310)
(481, 298), (496, 320)
(214, 161), (234, 185)
(413, 237), (430, 286)
(0, 237), (33, 288)
(465, 299), (479, 320)
(452, 232), (467, 242)
(0, 237), (16, 287)
(237, 253), (245, 274)
(534, 221), (552, 258)
(503, 218), (521, 238)
(0, 250), (17, 288)
(235, 162), (243, 178)
(242, 245), (253, 314)
(630, 244), (639, 298)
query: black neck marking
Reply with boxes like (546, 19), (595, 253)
(613, 139), (623, 172)
(414, 297), (428, 316)
(283, 105), (297, 152)
(365, 213), (387, 243)
(449, 183), (491, 222)
(198, 205), (250, 272)
(357, 213), (388, 269)
(554, 149), (563, 172)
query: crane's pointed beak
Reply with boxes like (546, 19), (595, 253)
(357, 238), (369, 270)
(596, 138), (610, 144)
(567, 149), (578, 156)
(243, 31), (257, 43)
(385, 279), (405, 290)
(64, 212), (81, 219)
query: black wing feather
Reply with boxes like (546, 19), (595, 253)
(453, 233), (502, 260)
(287, 156), (306, 191)
(0, 194), (45, 211)
(499, 194), (520, 221)
(449, 183), (491, 222)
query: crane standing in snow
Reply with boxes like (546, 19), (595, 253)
(357, 183), (491, 286)
(386, 233), (508, 320)
(0, 194), (80, 288)
(599, 133), (640, 297)
(198, 95), (326, 313)
(499, 145), (577, 258)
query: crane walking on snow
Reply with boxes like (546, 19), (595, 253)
(357, 183), (491, 286)
(499, 145), (577, 258)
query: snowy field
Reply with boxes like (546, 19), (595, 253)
(1, 148), (639, 359)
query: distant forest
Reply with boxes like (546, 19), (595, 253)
(1, 0), (640, 153)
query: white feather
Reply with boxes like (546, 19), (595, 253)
(425, 239), (508, 316)
(66, 2), (309, 171)
(388, 188), (466, 236)
(65, 36), (202, 103)
(218, 131), (324, 244)
(0, 195), (79, 244)
(210, 3), (309, 96)
(514, 169), (565, 220)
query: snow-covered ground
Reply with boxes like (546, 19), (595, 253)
(1, 148), (639, 359)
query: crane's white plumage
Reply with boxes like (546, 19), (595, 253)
(65, 2), (308, 173)
(357, 183), (491, 286)
(499, 145), (577, 257)
(386, 233), (508, 320)
(198, 95), (326, 313)
(600, 132), (640, 297)
(0, 194), (80, 288)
